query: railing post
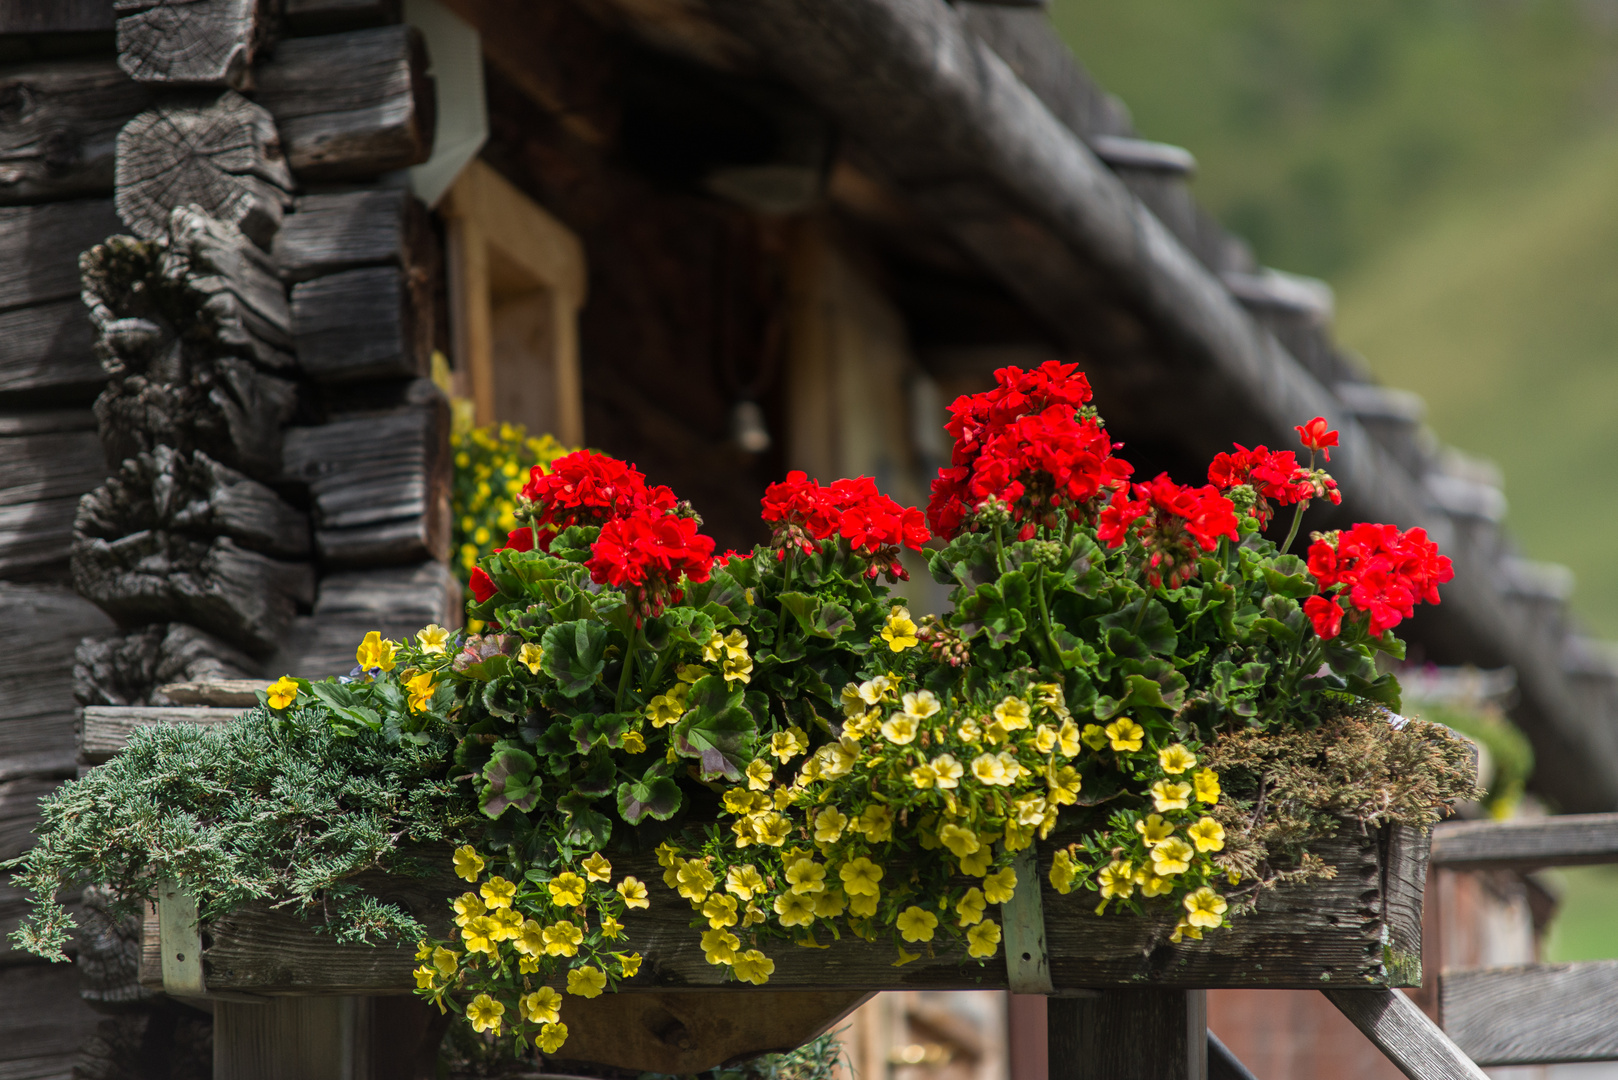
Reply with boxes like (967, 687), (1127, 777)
(1050, 990), (1208, 1080)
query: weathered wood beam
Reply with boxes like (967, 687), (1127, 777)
(284, 0), (403, 35)
(254, 25), (435, 179)
(0, 775), (61, 860)
(79, 704), (240, 764)
(0, 299), (103, 399)
(157, 678), (265, 706)
(0, 583), (114, 778)
(273, 188), (432, 283)
(0, 0), (116, 34)
(74, 622), (260, 708)
(0, 60), (154, 206)
(1430, 813), (1618, 871)
(1440, 960), (1618, 1066)
(291, 266), (431, 382)
(0, 199), (122, 312)
(115, 90), (295, 246)
(0, 428), (106, 508)
(1207, 1030), (1259, 1080)
(115, 0), (267, 89)
(0, 496), (86, 576)
(1323, 989), (1489, 1080)
(1050, 990), (1207, 1080)
(0, 964), (103, 1079)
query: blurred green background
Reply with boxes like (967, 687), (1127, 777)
(1047, 0), (1618, 959)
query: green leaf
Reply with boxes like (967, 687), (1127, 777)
(481, 743), (540, 818)
(1348, 671), (1403, 711)
(778, 592), (822, 636)
(569, 711), (635, 752)
(1100, 599), (1176, 655)
(617, 769), (683, 824)
(1262, 555), (1317, 599)
(672, 675), (757, 781)
(306, 681), (381, 734)
(815, 601), (855, 639)
(572, 745), (617, 797)
(957, 572), (1031, 647)
(541, 620), (609, 698)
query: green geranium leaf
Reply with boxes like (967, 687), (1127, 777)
(541, 619), (608, 698)
(1348, 671), (1403, 711)
(672, 675), (757, 781)
(481, 742), (540, 818)
(617, 769), (683, 824)
(570, 711), (635, 752)
(1101, 599), (1176, 655)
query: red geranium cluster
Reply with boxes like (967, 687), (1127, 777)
(1096, 474), (1240, 588)
(506, 450), (677, 553)
(1304, 523), (1454, 639)
(584, 511), (715, 623)
(1207, 442), (1340, 527)
(927, 362), (1133, 539)
(761, 471), (929, 581)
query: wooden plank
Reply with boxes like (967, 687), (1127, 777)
(79, 705), (241, 764)
(0, 429), (104, 507)
(1430, 813), (1618, 871)
(0, 713), (78, 782)
(269, 561), (461, 677)
(158, 679), (266, 707)
(0, 581), (115, 687)
(115, 0), (264, 88)
(138, 827), (1425, 995)
(255, 25), (435, 180)
(0, 963), (102, 1079)
(1441, 960), (1618, 1066)
(290, 266), (429, 382)
(1323, 989), (1489, 1080)
(0, 58), (153, 206)
(0, 496), (83, 575)
(1050, 990), (1207, 1080)
(0, 0), (116, 33)
(272, 188), (430, 283)
(0, 199), (121, 313)
(0, 299), (103, 398)
(284, 0), (403, 35)
(0, 775), (61, 860)
(214, 997), (364, 1080)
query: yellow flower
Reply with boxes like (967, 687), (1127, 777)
(1151, 780), (1193, 812)
(754, 812), (792, 847)
(413, 965), (436, 989)
(723, 652), (754, 684)
(1194, 768), (1221, 805)
(480, 876), (516, 910)
(517, 642), (544, 675)
(732, 949), (775, 985)
(967, 919), (1002, 959)
(1158, 743), (1197, 774)
(813, 806), (847, 843)
(581, 853), (612, 882)
(1134, 813), (1174, 846)
(1098, 860), (1135, 901)
(600, 915), (623, 940)
(896, 906), (938, 942)
(958, 717), (982, 743)
(703, 632), (727, 664)
(1136, 868), (1174, 897)
(745, 758), (773, 791)
(1150, 837), (1195, 876)
(514, 919), (546, 957)
(893, 947), (921, 967)
(1104, 718), (1144, 752)
(543, 920), (583, 956)
(816, 740), (858, 779)
(993, 696), (1032, 731)
(621, 730), (646, 754)
(702, 893), (739, 928)
(1049, 850), (1077, 895)
(938, 823), (981, 859)
(655, 841), (682, 868)
(971, 752), (1009, 786)
(813, 889), (846, 918)
(1058, 718), (1082, 756)
(1184, 886), (1228, 928)
(567, 965), (607, 998)
(405, 671), (435, 712)
(617, 876), (650, 909)
(786, 858), (827, 894)
(722, 787), (764, 815)
(416, 939), (434, 962)
(1012, 793), (1048, 827)
(931, 754), (964, 789)
(518, 955), (541, 974)
(355, 630), (397, 673)
(743, 901), (768, 926)
(881, 607), (919, 651)
(902, 690), (941, 719)
(521, 986), (563, 1024)
(701, 927), (740, 964)
(537, 1022), (569, 1054)
(1188, 816), (1226, 852)
(461, 915), (497, 955)
(956, 887), (986, 926)
(453, 846), (485, 882)
(983, 866), (1018, 904)
(646, 692), (685, 728)
(858, 675), (893, 704)
(725, 864), (764, 900)
(453, 892), (485, 928)
(676, 861), (716, 901)
(1005, 820), (1037, 851)
(770, 727), (808, 761)
(839, 857), (883, 896)
(1080, 723), (1108, 751)
(773, 891), (816, 928)
(908, 763), (937, 789)
(1035, 724), (1058, 753)
(416, 624), (450, 654)
(466, 993), (504, 1034)
(960, 848), (993, 876)
(880, 713), (918, 745)
(723, 629), (749, 660)
(432, 946), (459, 976)
(677, 663), (706, 683)
(548, 872), (588, 907)
(265, 676), (299, 710)
(848, 891), (878, 918)
(856, 804), (893, 842)
(617, 952), (642, 977)
(1047, 763), (1082, 806)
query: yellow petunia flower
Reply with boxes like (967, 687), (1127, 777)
(966, 919), (1002, 959)
(773, 891), (816, 928)
(461, 915), (497, 956)
(405, 671), (435, 713)
(517, 642), (544, 675)
(770, 727), (808, 761)
(265, 676), (299, 710)
(1104, 718), (1144, 752)
(600, 916), (624, 940)
(960, 848), (993, 876)
(754, 812), (793, 847)
(1194, 768), (1221, 805)
(355, 630), (397, 673)
(725, 864), (764, 900)
(880, 714), (918, 745)
(1136, 868), (1174, 897)
(1184, 886), (1228, 928)
(1151, 780), (1193, 812)
(902, 690), (941, 720)
(676, 861), (717, 901)
(413, 965), (435, 989)
(1150, 837), (1195, 876)
(618, 952), (642, 977)
(856, 804), (893, 842)
(746, 758), (773, 791)
(1188, 816), (1226, 852)
(537, 1022), (569, 1054)
(567, 965), (607, 998)
(993, 696), (1032, 731)
(549, 872), (588, 907)
(621, 730), (646, 754)
(701, 927), (740, 964)
(432, 946), (459, 976)
(645, 692), (685, 728)
(617, 876), (650, 909)
(480, 876), (516, 909)
(848, 892), (878, 918)
(723, 652), (754, 685)
(881, 607), (919, 651)
(1049, 850), (1077, 895)
(466, 993), (504, 1034)
(971, 752), (1009, 787)
(931, 753), (964, 789)
(1134, 813), (1174, 846)
(732, 949), (775, 985)
(702, 893), (739, 928)
(938, 823), (981, 859)
(543, 920), (583, 957)
(521, 986), (563, 1024)
(581, 853), (612, 882)
(813, 889), (846, 918)
(786, 858), (827, 894)
(958, 717), (983, 743)
(839, 857), (883, 897)
(514, 918), (546, 957)
(1080, 723), (1109, 751)
(703, 632), (727, 664)
(1035, 724), (1058, 753)
(813, 806), (847, 843)
(858, 674), (893, 705)
(416, 624), (450, 653)
(956, 887), (986, 926)
(1047, 763), (1082, 806)
(983, 866), (1018, 904)
(1098, 860), (1135, 901)
(743, 900), (768, 926)
(909, 763), (938, 789)
(1058, 718), (1082, 756)
(1158, 743), (1197, 774)
(453, 892), (485, 928)
(453, 846), (485, 883)
(896, 905), (939, 942)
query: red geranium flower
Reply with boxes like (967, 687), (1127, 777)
(585, 507), (716, 623)
(1098, 474), (1238, 588)
(1303, 594), (1344, 639)
(469, 566), (499, 603)
(1295, 417), (1339, 461)
(1305, 523), (1453, 638)
(513, 450), (677, 551)
(761, 472), (929, 581)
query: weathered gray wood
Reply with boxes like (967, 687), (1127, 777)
(0, 775), (60, 859)
(1324, 989), (1489, 1080)
(0, 429), (104, 507)
(75, 622), (260, 707)
(1430, 813), (1618, 871)
(1440, 960), (1618, 1066)
(1050, 990), (1207, 1080)
(271, 561), (461, 677)
(214, 997), (365, 1080)
(0, 408), (95, 437)
(284, 0), (403, 34)
(156, 678), (263, 706)
(0, 198), (121, 312)
(0, 579), (114, 679)
(115, 0), (265, 88)
(76, 445), (311, 559)
(1090, 134), (1197, 176)
(0, 299), (102, 398)
(0, 0), (116, 33)
(163, 202), (294, 355)
(273, 187), (430, 283)
(1381, 823), (1430, 985)
(72, 531), (315, 655)
(0, 58), (153, 205)
(115, 90), (294, 246)
(255, 25), (434, 179)
(79, 705), (240, 763)
(0, 713), (78, 781)
(129, 826), (1425, 995)
(0, 963), (103, 1080)
(291, 265), (429, 382)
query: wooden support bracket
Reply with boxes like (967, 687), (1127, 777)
(157, 880), (205, 996)
(1323, 988), (1489, 1080)
(1002, 846), (1053, 994)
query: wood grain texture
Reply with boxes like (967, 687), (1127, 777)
(0, 58), (153, 205)
(157, 679), (266, 706)
(0, 963), (103, 1078)
(0, 0), (115, 33)
(0, 198), (121, 312)
(0, 713), (78, 782)
(1049, 990), (1207, 1080)
(284, 0), (403, 35)
(255, 25), (435, 179)
(270, 561), (461, 677)
(0, 429), (104, 572)
(115, 90), (293, 246)
(1324, 989), (1489, 1080)
(1430, 813), (1618, 871)
(79, 705), (241, 763)
(0, 775), (60, 860)
(115, 0), (265, 88)
(74, 622), (260, 708)
(1441, 960), (1618, 1066)
(273, 188), (430, 283)
(0, 299), (102, 398)
(214, 997), (363, 1080)
(132, 826), (1425, 995)
(291, 266), (429, 382)
(0, 496), (84, 576)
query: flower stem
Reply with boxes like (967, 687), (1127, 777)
(615, 624), (642, 713)
(1280, 501), (1307, 556)
(1033, 565), (1061, 669)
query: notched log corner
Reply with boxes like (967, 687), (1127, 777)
(76, 623), (260, 709)
(116, 0), (269, 90)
